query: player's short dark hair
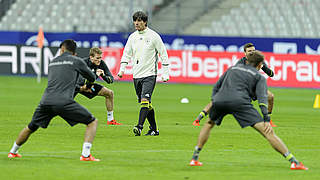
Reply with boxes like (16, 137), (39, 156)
(59, 39), (77, 54)
(247, 50), (264, 67)
(133, 11), (148, 23)
(244, 43), (255, 52)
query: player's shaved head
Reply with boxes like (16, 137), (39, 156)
(59, 39), (77, 54)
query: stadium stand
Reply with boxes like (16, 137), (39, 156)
(151, 0), (221, 35)
(0, 0), (163, 32)
(0, 0), (319, 38)
(186, 0), (320, 38)
(0, 0), (15, 21)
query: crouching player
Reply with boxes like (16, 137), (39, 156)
(189, 51), (307, 170)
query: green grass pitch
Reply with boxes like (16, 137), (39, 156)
(0, 76), (319, 180)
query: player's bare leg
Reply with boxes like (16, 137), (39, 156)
(267, 90), (274, 114)
(98, 87), (114, 112)
(98, 87), (121, 125)
(84, 119), (98, 143)
(253, 122), (287, 154)
(253, 122), (307, 170)
(196, 120), (215, 148)
(81, 119), (100, 161)
(267, 90), (277, 127)
(190, 120), (215, 166)
(8, 126), (36, 158)
(15, 126), (35, 146)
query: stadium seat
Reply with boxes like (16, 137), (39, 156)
(0, 0), (163, 32)
(196, 0), (320, 38)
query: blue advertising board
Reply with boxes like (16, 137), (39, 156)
(0, 31), (319, 54)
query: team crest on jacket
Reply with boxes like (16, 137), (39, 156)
(145, 38), (151, 45)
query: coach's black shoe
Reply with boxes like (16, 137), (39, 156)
(133, 126), (142, 136)
(145, 129), (159, 136)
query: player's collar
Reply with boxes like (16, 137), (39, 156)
(138, 27), (148, 34)
(61, 52), (73, 56)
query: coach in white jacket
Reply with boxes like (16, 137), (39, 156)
(118, 11), (169, 136)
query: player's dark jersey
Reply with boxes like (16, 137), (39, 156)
(236, 57), (274, 77)
(77, 57), (114, 86)
(212, 63), (268, 107)
(40, 52), (95, 105)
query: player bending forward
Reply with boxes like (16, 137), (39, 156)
(189, 51), (307, 170)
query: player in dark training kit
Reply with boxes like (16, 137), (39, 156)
(189, 51), (307, 170)
(8, 39), (100, 161)
(193, 43), (277, 127)
(75, 47), (122, 125)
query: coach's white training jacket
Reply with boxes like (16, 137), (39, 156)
(120, 27), (169, 79)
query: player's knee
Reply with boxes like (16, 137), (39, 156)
(101, 88), (108, 97)
(102, 88), (113, 98)
(207, 119), (215, 127)
(93, 118), (98, 124)
(141, 100), (149, 108)
(27, 122), (39, 132)
(264, 128), (275, 138)
(109, 90), (114, 98)
(88, 117), (98, 126)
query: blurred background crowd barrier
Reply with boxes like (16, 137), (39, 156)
(0, 0), (319, 88)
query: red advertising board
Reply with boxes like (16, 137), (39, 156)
(101, 47), (320, 88)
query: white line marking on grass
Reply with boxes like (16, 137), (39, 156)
(0, 150), (187, 155)
(1, 148), (318, 156)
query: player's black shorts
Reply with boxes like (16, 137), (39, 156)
(209, 101), (263, 128)
(133, 75), (156, 103)
(30, 102), (95, 128)
(76, 83), (103, 99)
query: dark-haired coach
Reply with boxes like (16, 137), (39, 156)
(118, 11), (170, 136)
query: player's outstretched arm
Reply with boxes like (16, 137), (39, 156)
(261, 62), (274, 77)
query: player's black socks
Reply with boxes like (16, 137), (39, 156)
(147, 108), (157, 131)
(138, 101), (150, 128)
(192, 146), (202, 161)
(138, 107), (149, 128)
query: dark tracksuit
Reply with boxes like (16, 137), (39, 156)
(236, 57), (274, 77)
(75, 57), (114, 99)
(29, 52), (96, 130)
(209, 64), (269, 128)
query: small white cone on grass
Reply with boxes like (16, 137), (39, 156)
(180, 98), (189, 104)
